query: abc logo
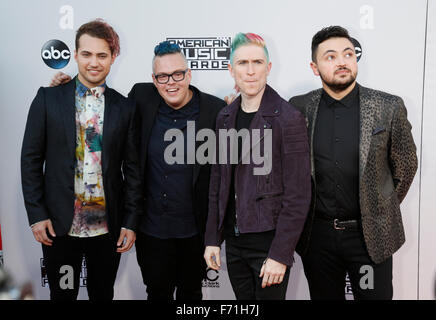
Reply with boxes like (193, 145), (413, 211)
(41, 40), (71, 69)
(351, 37), (362, 62)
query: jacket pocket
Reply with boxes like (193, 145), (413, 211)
(257, 173), (274, 193)
(371, 128), (388, 149)
(256, 192), (283, 201)
(256, 193), (283, 228)
(372, 127), (386, 135)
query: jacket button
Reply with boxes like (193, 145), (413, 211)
(274, 109), (278, 113)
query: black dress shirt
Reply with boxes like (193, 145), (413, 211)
(142, 89), (200, 238)
(313, 84), (361, 220)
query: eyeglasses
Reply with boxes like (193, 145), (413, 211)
(154, 69), (188, 84)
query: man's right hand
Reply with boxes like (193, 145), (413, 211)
(49, 71), (72, 87)
(31, 219), (56, 246)
(204, 246), (221, 270)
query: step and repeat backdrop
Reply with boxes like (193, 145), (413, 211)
(0, 0), (434, 299)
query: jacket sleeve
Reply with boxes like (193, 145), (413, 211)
(389, 97), (418, 203)
(121, 97), (144, 231)
(21, 87), (50, 226)
(267, 105), (311, 267)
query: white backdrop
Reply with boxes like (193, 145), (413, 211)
(0, 0), (434, 299)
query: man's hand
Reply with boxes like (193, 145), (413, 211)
(259, 258), (287, 288)
(49, 71), (72, 87)
(31, 219), (56, 246)
(224, 84), (240, 105)
(204, 246), (221, 270)
(116, 228), (136, 253)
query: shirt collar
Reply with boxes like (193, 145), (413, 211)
(75, 77), (107, 98)
(322, 83), (359, 109)
(160, 86), (198, 116)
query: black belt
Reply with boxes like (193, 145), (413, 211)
(315, 217), (360, 230)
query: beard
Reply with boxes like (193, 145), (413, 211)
(320, 68), (357, 93)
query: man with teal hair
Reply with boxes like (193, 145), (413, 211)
(229, 32), (270, 65)
(204, 33), (311, 299)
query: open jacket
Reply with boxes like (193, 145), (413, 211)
(21, 78), (143, 238)
(205, 85), (311, 267)
(128, 83), (225, 241)
(290, 83), (418, 264)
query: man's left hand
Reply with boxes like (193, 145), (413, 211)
(259, 258), (287, 288)
(224, 84), (240, 105)
(116, 228), (136, 253)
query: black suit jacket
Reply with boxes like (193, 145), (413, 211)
(128, 83), (225, 240)
(21, 78), (143, 238)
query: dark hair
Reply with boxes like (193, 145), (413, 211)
(75, 19), (120, 57)
(311, 26), (352, 62)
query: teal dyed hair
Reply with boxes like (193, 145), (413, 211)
(154, 40), (182, 56)
(152, 40), (188, 73)
(230, 32), (269, 66)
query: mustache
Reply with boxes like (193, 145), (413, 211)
(335, 67), (351, 74)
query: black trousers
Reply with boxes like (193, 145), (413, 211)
(42, 233), (121, 300)
(135, 232), (205, 300)
(225, 231), (290, 300)
(302, 218), (393, 300)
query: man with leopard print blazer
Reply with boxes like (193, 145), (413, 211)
(290, 26), (417, 300)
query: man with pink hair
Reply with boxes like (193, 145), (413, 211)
(204, 33), (311, 300)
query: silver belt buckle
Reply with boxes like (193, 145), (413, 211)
(334, 219), (345, 230)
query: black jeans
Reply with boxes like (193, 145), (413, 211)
(42, 233), (121, 300)
(302, 218), (393, 300)
(225, 231), (290, 300)
(135, 232), (205, 300)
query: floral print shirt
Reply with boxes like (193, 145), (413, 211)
(68, 78), (109, 237)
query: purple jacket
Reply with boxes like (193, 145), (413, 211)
(205, 85), (311, 266)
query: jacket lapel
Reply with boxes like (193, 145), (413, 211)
(193, 89), (217, 185)
(221, 96), (239, 182)
(102, 87), (120, 175)
(141, 88), (160, 146)
(306, 89), (322, 177)
(139, 87), (160, 181)
(358, 85), (376, 178)
(239, 85), (276, 164)
(60, 79), (77, 161)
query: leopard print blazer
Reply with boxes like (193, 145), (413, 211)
(289, 83), (418, 264)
